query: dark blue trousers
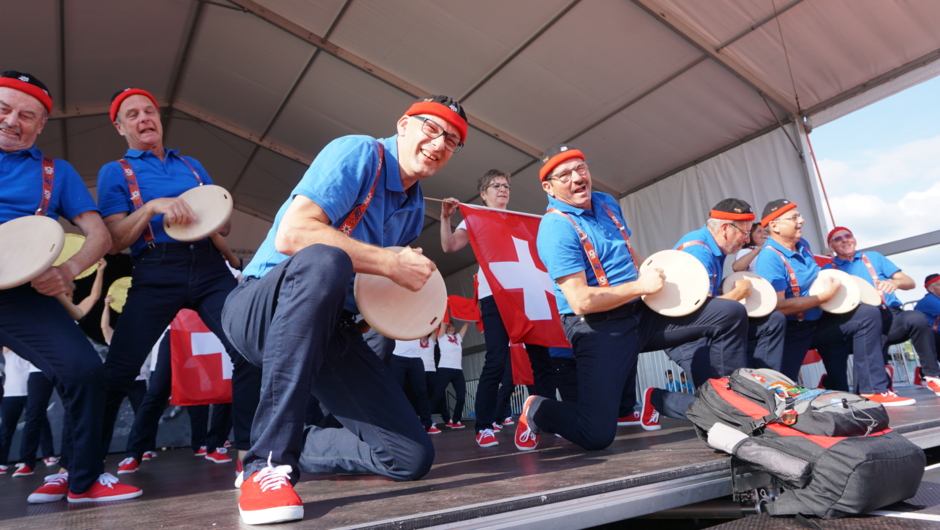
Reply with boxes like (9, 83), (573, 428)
(390, 356), (432, 429)
(0, 396), (26, 465)
(222, 245), (433, 483)
(19, 371), (58, 467)
(531, 298), (747, 450)
(101, 242), (260, 456)
(0, 286), (104, 494)
(883, 307), (940, 377)
(429, 368), (465, 423)
(188, 403), (232, 452)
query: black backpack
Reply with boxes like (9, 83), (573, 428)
(685, 368), (924, 519)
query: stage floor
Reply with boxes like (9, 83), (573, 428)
(2, 385), (939, 529)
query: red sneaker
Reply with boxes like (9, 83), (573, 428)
(194, 446), (207, 457)
(223, 440), (232, 448)
(450, 421), (465, 429)
(28, 472), (69, 503)
(427, 424), (441, 435)
(862, 391), (915, 407)
(238, 461), (303, 525)
(67, 473), (143, 503)
(925, 376), (940, 397)
(444, 420), (454, 428)
(117, 457), (139, 474)
(206, 448), (233, 464)
(618, 411), (641, 426)
(43, 456), (59, 467)
(502, 416), (514, 426)
(12, 463), (34, 478)
(641, 388), (662, 431)
(914, 367), (924, 387)
(475, 429), (498, 447)
(492, 422), (501, 433)
(141, 451), (158, 461)
(514, 395), (540, 451)
(0, 465), (7, 475)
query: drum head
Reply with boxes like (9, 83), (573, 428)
(108, 277), (133, 313)
(810, 269), (860, 314)
(640, 250), (710, 317)
(164, 185), (233, 242)
(53, 233), (98, 280)
(722, 271), (777, 318)
(354, 247), (447, 340)
(0, 216), (65, 290)
(854, 276), (882, 306)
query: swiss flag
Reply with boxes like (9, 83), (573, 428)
(168, 309), (233, 406)
(510, 343), (535, 385)
(458, 204), (569, 347)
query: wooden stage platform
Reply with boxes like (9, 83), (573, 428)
(2, 385), (940, 529)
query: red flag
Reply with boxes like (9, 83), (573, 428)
(510, 343), (535, 385)
(458, 204), (569, 347)
(447, 295), (481, 321)
(168, 309), (233, 406)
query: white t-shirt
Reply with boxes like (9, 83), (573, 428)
(393, 338), (434, 367)
(735, 248), (759, 272)
(2, 350), (32, 397)
(456, 220), (492, 299)
(437, 333), (463, 370)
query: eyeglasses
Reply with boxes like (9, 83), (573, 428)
(773, 214), (804, 224)
(411, 116), (463, 153)
(486, 182), (511, 191)
(830, 233), (854, 243)
(547, 162), (589, 184)
(727, 223), (749, 236)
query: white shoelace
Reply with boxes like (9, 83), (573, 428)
(517, 428), (536, 443)
(647, 410), (660, 423)
(479, 428), (496, 438)
(253, 453), (292, 493)
(97, 473), (120, 489)
(212, 447), (228, 455)
(119, 457), (137, 466)
(44, 472), (68, 485)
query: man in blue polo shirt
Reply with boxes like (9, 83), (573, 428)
(672, 199), (786, 380)
(95, 88), (260, 473)
(222, 95), (467, 525)
(753, 200), (913, 406)
(825, 226), (940, 396)
(915, 274), (940, 386)
(0, 71), (141, 504)
(515, 143), (748, 454)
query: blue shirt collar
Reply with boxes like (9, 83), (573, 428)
(698, 226), (724, 257)
(546, 192), (598, 217)
(764, 237), (806, 257)
(832, 251), (861, 267)
(0, 145), (42, 160)
(123, 147), (179, 159)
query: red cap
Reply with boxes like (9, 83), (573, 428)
(539, 146), (585, 181)
(827, 226), (852, 245)
(110, 88), (159, 123)
(760, 201), (797, 227)
(0, 76), (53, 114)
(405, 101), (467, 144)
(926, 275), (940, 289)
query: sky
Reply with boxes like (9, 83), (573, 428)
(811, 74), (940, 306)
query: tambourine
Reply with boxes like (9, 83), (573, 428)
(107, 277), (133, 313)
(0, 216), (84, 320)
(163, 185), (233, 242)
(809, 269), (860, 314)
(721, 271), (777, 318)
(639, 250), (710, 317)
(353, 247), (446, 340)
(853, 276), (882, 306)
(53, 233), (98, 280)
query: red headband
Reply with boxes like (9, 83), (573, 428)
(0, 77), (53, 114)
(926, 276), (940, 289)
(539, 149), (585, 181)
(710, 210), (755, 221)
(405, 102), (467, 144)
(827, 226), (852, 245)
(760, 202), (797, 227)
(110, 89), (159, 123)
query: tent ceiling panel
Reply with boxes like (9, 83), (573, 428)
(231, 148), (308, 217)
(324, 0), (574, 100)
(175, 4), (315, 134)
(53, 116), (128, 184)
(35, 120), (66, 161)
(6, 0), (60, 99)
(63, 0), (191, 107)
(163, 110), (258, 192)
(264, 53), (418, 159)
(253, 0), (349, 38)
(652, 0), (799, 48)
(465, 0), (703, 149)
(568, 60), (780, 192)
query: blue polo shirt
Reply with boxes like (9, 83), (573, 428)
(0, 146), (97, 224)
(754, 237), (822, 321)
(243, 135), (424, 314)
(674, 225), (724, 297)
(826, 251), (901, 307)
(97, 148), (214, 257)
(537, 192), (636, 315)
(915, 293), (940, 322)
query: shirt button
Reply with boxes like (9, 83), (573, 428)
(190, 244), (195, 250)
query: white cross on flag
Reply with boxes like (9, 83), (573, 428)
(458, 204), (569, 347)
(168, 309), (233, 406)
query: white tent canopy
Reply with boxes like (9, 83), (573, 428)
(10, 0), (940, 276)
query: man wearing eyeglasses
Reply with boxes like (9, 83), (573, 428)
(825, 227), (940, 396)
(671, 199), (787, 382)
(754, 200), (913, 406)
(514, 144), (749, 452)
(222, 95), (467, 525)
